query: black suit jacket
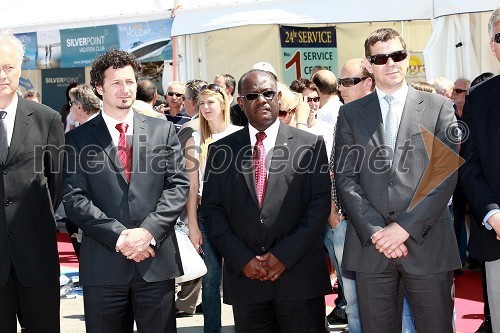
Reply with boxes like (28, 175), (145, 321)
(62, 112), (190, 286)
(459, 75), (500, 261)
(0, 98), (64, 287)
(201, 122), (331, 305)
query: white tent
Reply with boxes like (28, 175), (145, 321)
(1, 0), (498, 82)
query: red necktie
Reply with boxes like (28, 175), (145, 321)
(253, 132), (267, 207)
(115, 123), (132, 182)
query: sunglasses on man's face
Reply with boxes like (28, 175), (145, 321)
(367, 50), (408, 65)
(494, 32), (500, 43)
(338, 77), (368, 87)
(239, 90), (277, 101)
(167, 92), (184, 97)
(453, 88), (467, 94)
(307, 96), (320, 103)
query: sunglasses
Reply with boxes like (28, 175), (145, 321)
(167, 92), (184, 97)
(239, 90), (277, 101)
(278, 107), (296, 118)
(338, 77), (367, 87)
(68, 100), (77, 107)
(307, 96), (320, 103)
(453, 88), (467, 94)
(200, 83), (225, 98)
(495, 32), (500, 43)
(367, 50), (408, 65)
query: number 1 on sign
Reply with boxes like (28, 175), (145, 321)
(285, 51), (301, 80)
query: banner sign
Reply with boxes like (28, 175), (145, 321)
(18, 18), (172, 70)
(280, 26), (338, 85)
(15, 32), (38, 70)
(41, 68), (85, 112)
(60, 25), (120, 68)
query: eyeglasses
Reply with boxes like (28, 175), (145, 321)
(239, 91), (277, 101)
(307, 96), (320, 103)
(338, 77), (368, 87)
(367, 50), (408, 65)
(68, 100), (77, 107)
(278, 107), (296, 118)
(453, 88), (467, 94)
(167, 92), (184, 97)
(495, 32), (500, 43)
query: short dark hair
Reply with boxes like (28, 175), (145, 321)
(289, 78), (317, 94)
(90, 49), (142, 93)
(136, 79), (157, 103)
(471, 72), (495, 87)
(364, 28), (407, 57)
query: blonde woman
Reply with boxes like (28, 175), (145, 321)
(184, 84), (241, 332)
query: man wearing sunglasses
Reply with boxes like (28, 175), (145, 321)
(165, 81), (190, 132)
(335, 28), (460, 333)
(202, 69), (331, 333)
(459, 7), (500, 333)
(338, 58), (375, 104)
(451, 78), (470, 119)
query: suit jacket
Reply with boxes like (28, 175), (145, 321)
(334, 86), (461, 274)
(201, 122), (332, 305)
(0, 98), (64, 287)
(459, 75), (500, 261)
(62, 112), (189, 286)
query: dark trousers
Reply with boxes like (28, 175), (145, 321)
(0, 267), (60, 333)
(232, 297), (327, 333)
(83, 272), (176, 333)
(356, 259), (454, 333)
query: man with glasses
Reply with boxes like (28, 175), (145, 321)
(165, 81), (190, 131)
(459, 7), (500, 333)
(338, 58), (374, 104)
(334, 28), (461, 332)
(202, 69), (332, 332)
(451, 78), (470, 119)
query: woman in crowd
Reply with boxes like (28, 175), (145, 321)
(184, 84), (242, 333)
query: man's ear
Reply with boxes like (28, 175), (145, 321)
(237, 96), (244, 110)
(363, 58), (373, 74)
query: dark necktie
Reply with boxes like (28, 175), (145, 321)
(0, 111), (8, 165)
(115, 123), (132, 182)
(253, 132), (267, 207)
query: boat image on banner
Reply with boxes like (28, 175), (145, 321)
(128, 38), (171, 61)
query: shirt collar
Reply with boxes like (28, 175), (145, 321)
(1, 93), (18, 120)
(375, 82), (409, 106)
(248, 118), (280, 143)
(101, 108), (134, 132)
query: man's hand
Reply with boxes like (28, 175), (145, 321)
(371, 222), (410, 257)
(386, 243), (409, 259)
(242, 257), (268, 280)
(487, 212), (500, 240)
(115, 228), (156, 260)
(256, 252), (286, 282)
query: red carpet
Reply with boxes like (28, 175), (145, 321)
(324, 271), (484, 333)
(57, 234), (484, 332)
(57, 232), (79, 270)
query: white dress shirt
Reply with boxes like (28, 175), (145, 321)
(1, 93), (19, 147)
(101, 109), (134, 146)
(376, 83), (409, 133)
(248, 118), (280, 172)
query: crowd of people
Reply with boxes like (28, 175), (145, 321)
(0, 6), (499, 333)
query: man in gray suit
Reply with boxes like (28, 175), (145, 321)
(63, 50), (189, 333)
(334, 28), (461, 333)
(0, 31), (64, 333)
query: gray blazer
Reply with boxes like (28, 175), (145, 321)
(63, 112), (189, 286)
(334, 86), (461, 274)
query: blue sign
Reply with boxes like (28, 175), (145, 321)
(15, 32), (38, 70)
(60, 25), (120, 68)
(19, 77), (34, 90)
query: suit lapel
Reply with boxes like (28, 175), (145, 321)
(263, 122), (293, 206)
(90, 113), (127, 182)
(391, 86), (423, 173)
(6, 99), (34, 165)
(359, 92), (385, 147)
(236, 127), (259, 206)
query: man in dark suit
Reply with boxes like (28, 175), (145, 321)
(334, 28), (461, 333)
(0, 32), (64, 333)
(62, 49), (189, 333)
(201, 69), (331, 332)
(459, 8), (500, 332)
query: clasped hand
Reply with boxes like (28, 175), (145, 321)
(115, 228), (156, 262)
(371, 222), (410, 259)
(242, 252), (286, 282)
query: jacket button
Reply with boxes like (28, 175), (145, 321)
(388, 180), (393, 186)
(260, 218), (265, 224)
(4, 200), (10, 206)
(128, 195), (135, 202)
(7, 232), (13, 237)
(389, 211), (394, 216)
(3, 170), (7, 175)
(261, 246), (266, 252)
